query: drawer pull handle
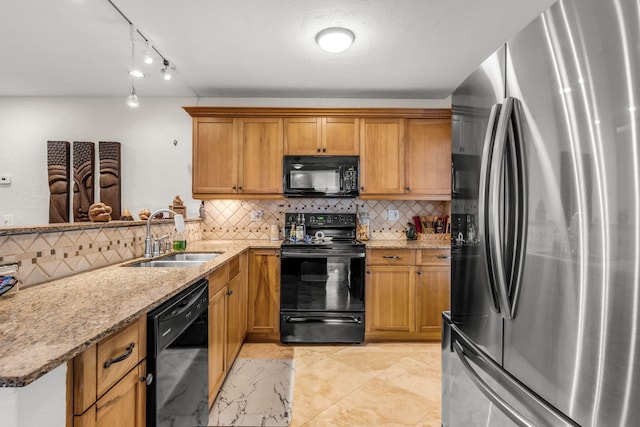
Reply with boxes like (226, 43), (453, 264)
(383, 255), (400, 259)
(437, 256), (451, 259)
(104, 343), (135, 369)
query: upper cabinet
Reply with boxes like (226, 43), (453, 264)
(190, 115), (283, 199)
(359, 118), (406, 196)
(284, 117), (359, 155)
(184, 107), (451, 201)
(405, 118), (452, 198)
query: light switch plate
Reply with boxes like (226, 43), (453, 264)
(2, 215), (13, 225)
(388, 209), (400, 221)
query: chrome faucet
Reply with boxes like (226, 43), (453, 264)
(144, 209), (184, 258)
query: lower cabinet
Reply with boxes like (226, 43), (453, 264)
(207, 252), (248, 407)
(70, 316), (147, 427)
(247, 248), (280, 342)
(365, 248), (450, 341)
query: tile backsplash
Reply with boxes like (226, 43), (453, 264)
(0, 221), (202, 288)
(202, 199), (450, 240)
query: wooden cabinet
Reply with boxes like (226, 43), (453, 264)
(239, 118), (284, 194)
(192, 117), (238, 195)
(284, 117), (359, 155)
(359, 118), (406, 196)
(208, 283), (227, 406)
(415, 249), (451, 339)
(186, 107), (452, 201)
(247, 248), (280, 341)
(365, 248), (450, 341)
(405, 119), (452, 199)
(207, 253), (248, 407)
(70, 317), (147, 427)
(191, 117), (283, 198)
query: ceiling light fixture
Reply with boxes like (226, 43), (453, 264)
(142, 41), (154, 64)
(315, 27), (355, 53)
(161, 59), (173, 81)
(126, 25), (139, 107)
(128, 69), (145, 78)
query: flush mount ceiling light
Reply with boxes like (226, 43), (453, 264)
(315, 27), (355, 53)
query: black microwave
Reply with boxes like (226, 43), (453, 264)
(283, 156), (359, 197)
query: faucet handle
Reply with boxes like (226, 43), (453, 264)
(152, 238), (160, 257)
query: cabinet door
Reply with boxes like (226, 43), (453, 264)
(193, 118), (238, 195)
(406, 118), (452, 198)
(226, 274), (243, 364)
(284, 117), (321, 155)
(366, 265), (415, 332)
(208, 285), (227, 406)
(416, 265), (451, 338)
(359, 118), (405, 195)
(75, 363), (146, 427)
(238, 118), (283, 194)
(248, 249), (280, 337)
(239, 251), (249, 338)
(323, 117), (359, 155)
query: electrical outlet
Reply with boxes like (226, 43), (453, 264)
(250, 210), (263, 221)
(2, 215), (13, 225)
(0, 175), (11, 185)
(387, 209), (400, 221)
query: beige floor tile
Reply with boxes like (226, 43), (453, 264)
(291, 345), (345, 368)
(289, 388), (334, 427)
(294, 357), (375, 404)
(304, 377), (433, 427)
(376, 356), (441, 402)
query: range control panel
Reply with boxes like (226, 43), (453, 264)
(284, 213), (356, 227)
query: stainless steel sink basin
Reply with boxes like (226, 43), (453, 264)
(126, 252), (220, 268)
(161, 253), (221, 262)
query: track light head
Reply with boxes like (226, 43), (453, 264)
(161, 59), (173, 81)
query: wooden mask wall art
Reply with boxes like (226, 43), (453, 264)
(72, 141), (95, 222)
(99, 141), (121, 220)
(47, 140), (71, 223)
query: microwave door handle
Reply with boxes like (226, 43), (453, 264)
(339, 166), (344, 191)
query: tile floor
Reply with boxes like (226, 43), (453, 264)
(236, 342), (442, 427)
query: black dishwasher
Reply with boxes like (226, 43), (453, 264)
(147, 278), (209, 427)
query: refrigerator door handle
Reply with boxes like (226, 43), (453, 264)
(507, 98), (528, 319)
(453, 341), (536, 427)
(489, 97), (514, 320)
(452, 327), (579, 427)
(478, 102), (502, 313)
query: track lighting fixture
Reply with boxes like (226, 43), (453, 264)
(142, 41), (153, 64)
(126, 25), (139, 107)
(161, 59), (173, 81)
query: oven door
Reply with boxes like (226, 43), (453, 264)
(280, 248), (365, 343)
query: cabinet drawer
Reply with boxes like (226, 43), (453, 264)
(367, 249), (415, 266)
(417, 249), (451, 266)
(209, 263), (229, 297)
(74, 317), (146, 415)
(228, 255), (240, 280)
(97, 317), (145, 398)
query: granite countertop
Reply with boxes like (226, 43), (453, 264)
(0, 239), (281, 387)
(364, 239), (451, 249)
(0, 237), (447, 387)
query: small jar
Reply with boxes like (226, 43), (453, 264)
(173, 232), (187, 252)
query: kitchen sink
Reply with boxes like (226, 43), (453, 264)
(161, 253), (220, 262)
(126, 252), (221, 268)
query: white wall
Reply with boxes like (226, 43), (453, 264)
(0, 96), (451, 226)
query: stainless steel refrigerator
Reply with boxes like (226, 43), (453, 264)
(444, 0), (640, 425)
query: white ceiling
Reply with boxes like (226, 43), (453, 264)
(0, 0), (556, 99)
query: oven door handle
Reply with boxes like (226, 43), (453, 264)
(283, 315), (363, 324)
(280, 250), (366, 259)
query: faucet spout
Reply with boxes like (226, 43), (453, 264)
(144, 209), (182, 258)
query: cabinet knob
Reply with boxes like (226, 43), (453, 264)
(238, 186), (243, 190)
(360, 186), (364, 191)
(417, 271), (422, 275)
(366, 270), (371, 275)
(406, 186), (411, 192)
(322, 148), (327, 153)
(141, 373), (154, 385)
(232, 186), (237, 190)
(317, 148), (321, 153)
(227, 289), (234, 296)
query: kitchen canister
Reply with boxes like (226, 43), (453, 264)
(270, 224), (280, 241)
